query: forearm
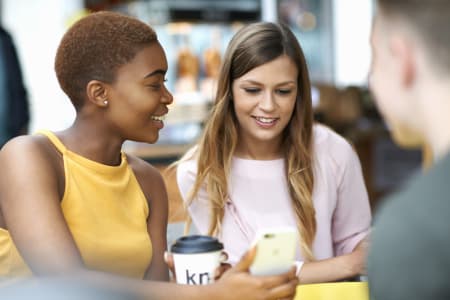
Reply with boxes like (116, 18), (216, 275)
(298, 254), (360, 284)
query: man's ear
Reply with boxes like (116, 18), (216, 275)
(389, 34), (416, 87)
(86, 80), (109, 107)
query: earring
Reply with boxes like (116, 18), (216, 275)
(103, 100), (108, 105)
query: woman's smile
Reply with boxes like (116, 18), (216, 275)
(253, 116), (279, 128)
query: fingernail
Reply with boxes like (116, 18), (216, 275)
(220, 253), (227, 262)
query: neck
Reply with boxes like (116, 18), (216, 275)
(62, 120), (124, 166)
(234, 137), (283, 160)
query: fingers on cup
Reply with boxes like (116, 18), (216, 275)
(220, 251), (229, 262)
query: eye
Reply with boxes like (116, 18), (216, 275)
(276, 89), (293, 95)
(243, 87), (261, 94)
(148, 79), (168, 91)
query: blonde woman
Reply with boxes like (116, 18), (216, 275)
(176, 22), (371, 284)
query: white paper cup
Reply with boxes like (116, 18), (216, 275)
(170, 235), (224, 285)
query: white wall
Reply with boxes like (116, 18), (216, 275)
(2, 0), (83, 132)
(333, 0), (373, 87)
(261, 0), (277, 22)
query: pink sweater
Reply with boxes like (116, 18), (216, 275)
(176, 124), (371, 264)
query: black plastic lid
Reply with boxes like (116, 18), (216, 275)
(171, 235), (223, 254)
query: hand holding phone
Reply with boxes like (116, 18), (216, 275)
(249, 226), (298, 276)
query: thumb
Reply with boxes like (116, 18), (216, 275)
(230, 246), (257, 273)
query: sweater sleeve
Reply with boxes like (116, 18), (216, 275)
(331, 139), (372, 256)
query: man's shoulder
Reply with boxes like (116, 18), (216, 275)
(374, 153), (450, 232)
(370, 152), (450, 271)
(369, 156), (450, 300)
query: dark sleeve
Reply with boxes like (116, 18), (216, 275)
(1, 28), (29, 137)
(368, 191), (450, 300)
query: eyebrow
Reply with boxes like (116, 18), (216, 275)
(144, 69), (167, 78)
(240, 79), (296, 85)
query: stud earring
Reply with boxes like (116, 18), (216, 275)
(103, 100), (108, 105)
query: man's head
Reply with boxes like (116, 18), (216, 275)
(369, 0), (450, 147)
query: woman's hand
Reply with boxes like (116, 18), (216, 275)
(164, 250), (230, 283)
(214, 252), (232, 280)
(163, 251), (177, 282)
(212, 248), (299, 300)
(164, 247), (298, 299)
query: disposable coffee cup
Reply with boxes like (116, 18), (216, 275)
(170, 235), (224, 285)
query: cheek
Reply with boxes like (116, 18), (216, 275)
(232, 97), (246, 124)
(233, 104), (251, 129)
(369, 69), (391, 115)
(282, 98), (297, 118)
(232, 91), (253, 116)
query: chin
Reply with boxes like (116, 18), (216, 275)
(389, 122), (424, 149)
(141, 133), (159, 144)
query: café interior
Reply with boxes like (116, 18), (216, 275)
(0, 0), (431, 298)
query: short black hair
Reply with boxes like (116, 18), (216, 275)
(54, 11), (157, 110)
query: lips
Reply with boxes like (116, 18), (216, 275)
(254, 116), (278, 124)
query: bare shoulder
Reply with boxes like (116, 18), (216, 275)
(0, 135), (59, 171)
(125, 154), (167, 203)
(0, 135), (64, 226)
(126, 154), (164, 184)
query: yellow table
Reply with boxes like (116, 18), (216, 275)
(295, 282), (369, 300)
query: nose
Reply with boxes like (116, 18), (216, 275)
(258, 91), (276, 111)
(162, 86), (173, 105)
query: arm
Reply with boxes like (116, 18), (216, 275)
(299, 139), (371, 284)
(0, 138), (297, 300)
(0, 137), (85, 274)
(298, 238), (368, 284)
(128, 156), (170, 281)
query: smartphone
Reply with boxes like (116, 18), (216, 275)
(249, 226), (298, 276)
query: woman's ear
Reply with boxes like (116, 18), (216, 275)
(86, 80), (109, 108)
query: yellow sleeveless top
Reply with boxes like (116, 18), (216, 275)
(0, 130), (152, 279)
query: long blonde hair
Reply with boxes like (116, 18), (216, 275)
(179, 22), (316, 260)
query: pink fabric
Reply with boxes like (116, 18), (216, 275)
(176, 124), (372, 264)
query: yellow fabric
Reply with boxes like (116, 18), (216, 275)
(0, 130), (152, 279)
(0, 228), (32, 278)
(295, 282), (369, 300)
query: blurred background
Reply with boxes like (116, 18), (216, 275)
(0, 0), (426, 233)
